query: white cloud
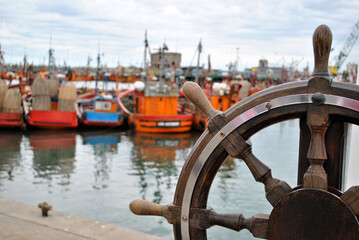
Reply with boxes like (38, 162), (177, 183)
(0, 0), (358, 72)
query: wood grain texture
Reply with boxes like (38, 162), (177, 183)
(183, 81), (220, 121)
(129, 199), (169, 218)
(268, 189), (359, 240)
(312, 24), (332, 77)
(130, 198), (269, 236)
(302, 24), (333, 190)
(303, 124), (329, 189)
(341, 186), (359, 215)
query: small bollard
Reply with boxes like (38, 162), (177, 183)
(38, 202), (52, 217)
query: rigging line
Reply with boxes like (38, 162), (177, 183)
(201, 48), (209, 66)
(189, 47), (198, 67)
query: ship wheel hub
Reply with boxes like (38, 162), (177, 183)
(268, 189), (359, 240)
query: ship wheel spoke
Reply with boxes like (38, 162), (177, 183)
(302, 114), (329, 190)
(301, 25), (333, 190)
(183, 81), (292, 206)
(302, 75), (331, 190)
(129, 199), (269, 238)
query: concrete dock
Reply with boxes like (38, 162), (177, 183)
(0, 196), (166, 240)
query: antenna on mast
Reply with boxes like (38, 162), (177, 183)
(195, 39), (202, 84)
(95, 41), (101, 96)
(159, 42), (169, 93)
(144, 30), (148, 79)
(48, 22), (55, 75)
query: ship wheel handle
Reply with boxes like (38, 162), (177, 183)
(312, 24), (332, 77)
(129, 199), (269, 238)
(182, 82), (220, 121)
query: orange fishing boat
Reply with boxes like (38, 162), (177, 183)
(119, 81), (192, 133)
(118, 38), (192, 133)
(23, 92), (78, 130)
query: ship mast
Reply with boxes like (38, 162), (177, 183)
(234, 47), (239, 77)
(48, 24), (55, 76)
(0, 45), (4, 75)
(95, 43), (100, 96)
(143, 30), (148, 77)
(159, 43), (168, 93)
(144, 30), (148, 80)
(23, 53), (27, 80)
(195, 39), (202, 84)
(86, 56), (92, 75)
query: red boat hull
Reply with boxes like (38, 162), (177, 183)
(0, 112), (23, 128)
(28, 110), (78, 129)
(132, 114), (192, 133)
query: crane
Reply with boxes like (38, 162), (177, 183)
(330, 20), (359, 75)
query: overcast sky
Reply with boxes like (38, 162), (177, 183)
(0, 0), (358, 72)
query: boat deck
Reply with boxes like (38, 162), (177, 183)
(0, 196), (165, 240)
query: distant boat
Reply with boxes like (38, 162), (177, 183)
(76, 92), (125, 128)
(192, 76), (250, 131)
(0, 111), (23, 128)
(118, 81), (192, 133)
(23, 92), (78, 129)
(24, 38), (78, 132)
(23, 78), (78, 129)
(188, 41), (248, 131)
(0, 83), (23, 129)
(75, 47), (125, 128)
(118, 37), (192, 133)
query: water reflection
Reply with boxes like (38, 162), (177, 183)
(0, 131), (22, 182)
(217, 157), (238, 202)
(0, 120), (302, 239)
(81, 130), (121, 190)
(129, 132), (197, 204)
(29, 131), (76, 186)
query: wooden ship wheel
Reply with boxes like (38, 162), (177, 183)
(130, 25), (359, 239)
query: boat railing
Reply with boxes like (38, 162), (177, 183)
(117, 89), (135, 116)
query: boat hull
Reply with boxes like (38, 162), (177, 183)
(82, 112), (123, 127)
(192, 112), (207, 131)
(132, 114), (192, 133)
(28, 110), (78, 129)
(0, 112), (23, 128)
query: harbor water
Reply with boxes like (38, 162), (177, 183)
(0, 119), (335, 239)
